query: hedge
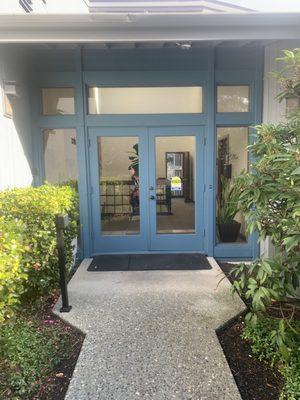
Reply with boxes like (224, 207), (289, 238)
(0, 184), (78, 321)
(0, 217), (26, 323)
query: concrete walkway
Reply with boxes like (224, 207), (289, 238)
(55, 257), (245, 400)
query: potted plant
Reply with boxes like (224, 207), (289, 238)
(217, 177), (241, 242)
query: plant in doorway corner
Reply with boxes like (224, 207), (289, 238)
(128, 143), (139, 177)
(217, 176), (242, 242)
(128, 143), (140, 215)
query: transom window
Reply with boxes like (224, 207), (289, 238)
(87, 86), (203, 114)
(42, 88), (75, 115)
(217, 85), (250, 112)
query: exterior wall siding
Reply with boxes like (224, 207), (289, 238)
(0, 45), (33, 190)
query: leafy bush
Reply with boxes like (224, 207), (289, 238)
(0, 184), (78, 303)
(243, 316), (300, 400)
(0, 217), (27, 323)
(229, 48), (300, 400)
(231, 49), (300, 320)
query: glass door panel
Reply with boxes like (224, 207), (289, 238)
(149, 127), (204, 252)
(98, 136), (140, 236)
(155, 137), (196, 234)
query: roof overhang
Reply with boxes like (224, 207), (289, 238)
(0, 12), (299, 43)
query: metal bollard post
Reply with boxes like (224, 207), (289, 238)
(55, 214), (72, 313)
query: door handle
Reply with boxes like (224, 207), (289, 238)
(149, 195), (156, 200)
(149, 186), (154, 190)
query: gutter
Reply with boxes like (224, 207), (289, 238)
(0, 12), (299, 43)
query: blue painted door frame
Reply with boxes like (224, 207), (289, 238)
(88, 125), (204, 255)
(89, 126), (149, 254)
(29, 45), (263, 259)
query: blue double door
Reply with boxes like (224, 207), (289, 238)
(89, 126), (205, 255)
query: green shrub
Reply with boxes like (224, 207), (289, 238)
(282, 354), (300, 400)
(230, 48), (300, 340)
(229, 49), (300, 400)
(0, 217), (27, 323)
(0, 317), (64, 398)
(243, 316), (300, 400)
(0, 184), (78, 301)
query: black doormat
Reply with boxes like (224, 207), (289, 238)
(88, 253), (211, 271)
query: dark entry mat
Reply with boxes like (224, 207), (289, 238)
(88, 253), (211, 271)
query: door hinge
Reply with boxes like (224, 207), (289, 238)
(203, 229), (206, 237)
(90, 230), (94, 240)
(90, 186), (93, 195)
(88, 138), (91, 147)
(203, 184), (206, 192)
(203, 137), (207, 145)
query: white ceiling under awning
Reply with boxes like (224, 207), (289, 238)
(0, 12), (299, 43)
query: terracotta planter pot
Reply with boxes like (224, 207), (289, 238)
(218, 221), (241, 242)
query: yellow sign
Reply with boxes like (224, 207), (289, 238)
(171, 176), (182, 191)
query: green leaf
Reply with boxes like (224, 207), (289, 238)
(291, 166), (300, 175)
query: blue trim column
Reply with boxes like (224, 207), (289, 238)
(75, 47), (91, 258)
(205, 45), (216, 256)
(252, 43), (264, 260)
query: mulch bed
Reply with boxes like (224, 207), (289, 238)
(45, 260), (86, 398)
(35, 291), (85, 400)
(217, 315), (283, 400)
(217, 262), (284, 400)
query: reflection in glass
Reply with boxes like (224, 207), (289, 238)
(88, 86), (203, 114)
(286, 97), (300, 113)
(217, 86), (249, 112)
(216, 127), (248, 243)
(98, 136), (140, 235)
(43, 129), (77, 184)
(155, 136), (195, 234)
(42, 88), (75, 115)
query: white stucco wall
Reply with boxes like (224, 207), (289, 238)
(0, 45), (33, 190)
(261, 39), (300, 258)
